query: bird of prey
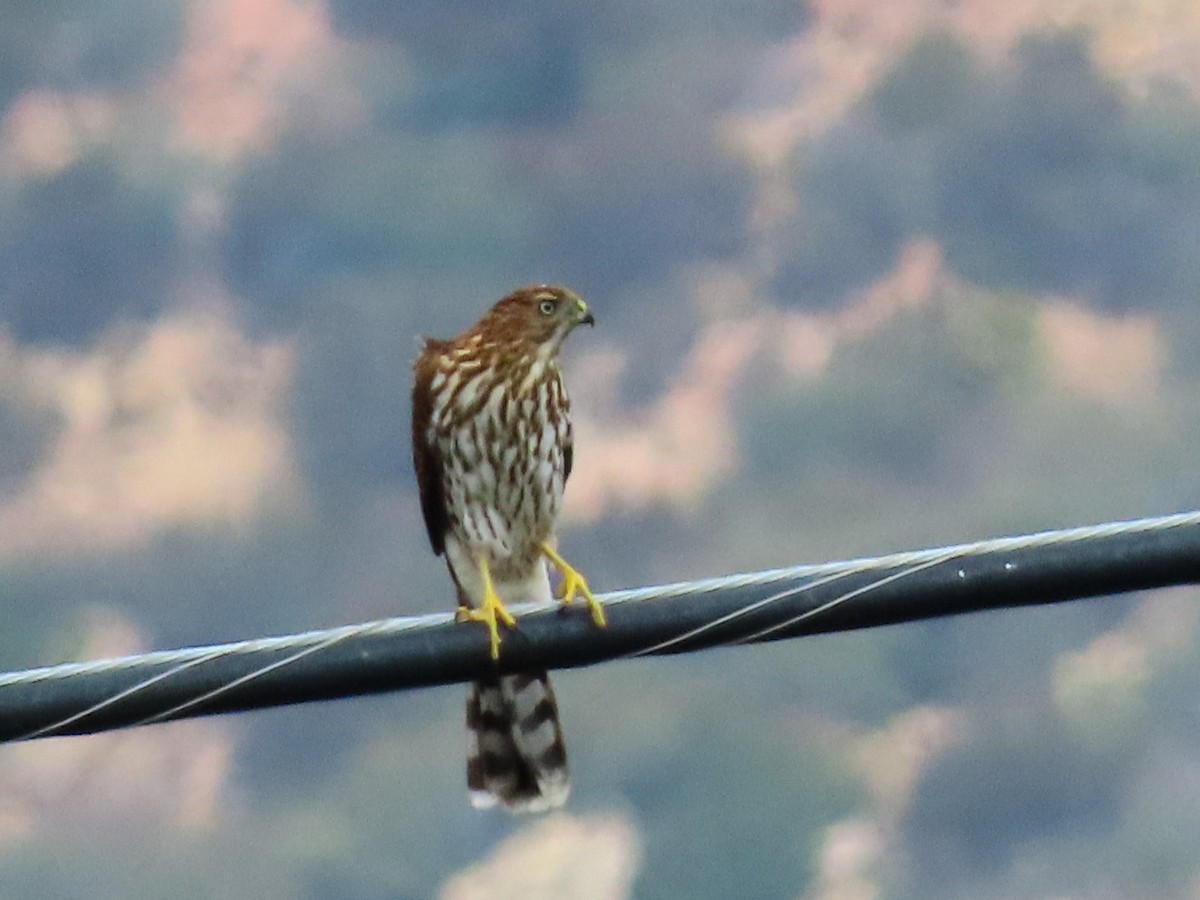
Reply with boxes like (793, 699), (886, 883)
(411, 284), (606, 812)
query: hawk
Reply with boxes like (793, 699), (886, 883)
(411, 284), (606, 812)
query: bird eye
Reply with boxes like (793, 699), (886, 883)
(539, 299), (556, 316)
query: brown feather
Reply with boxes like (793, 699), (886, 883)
(411, 337), (451, 556)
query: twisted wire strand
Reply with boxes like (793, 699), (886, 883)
(3, 509), (1199, 743)
(129, 621), (386, 730)
(0, 612), (454, 689)
(733, 518), (1135, 644)
(630, 509), (1200, 654)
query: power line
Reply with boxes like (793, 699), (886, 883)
(2, 510), (1199, 743)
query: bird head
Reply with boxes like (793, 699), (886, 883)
(481, 284), (594, 351)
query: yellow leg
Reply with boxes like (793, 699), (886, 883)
(541, 542), (607, 628)
(456, 557), (517, 660)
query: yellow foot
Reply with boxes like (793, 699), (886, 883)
(541, 542), (607, 628)
(459, 560), (517, 660)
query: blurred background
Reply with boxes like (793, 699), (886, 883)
(1, 0), (1200, 896)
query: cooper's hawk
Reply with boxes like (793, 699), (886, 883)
(411, 284), (606, 812)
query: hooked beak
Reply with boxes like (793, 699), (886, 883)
(577, 299), (595, 327)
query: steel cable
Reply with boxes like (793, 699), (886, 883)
(1, 510), (1199, 742)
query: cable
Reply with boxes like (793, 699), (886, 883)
(2, 510), (1199, 743)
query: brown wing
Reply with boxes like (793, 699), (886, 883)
(563, 428), (573, 484)
(561, 375), (574, 484)
(411, 339), (450, 556)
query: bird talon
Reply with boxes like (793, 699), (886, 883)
(460, 600), (515, 660)
(463, 559), (517, 659)
(541, 542), (607, 628)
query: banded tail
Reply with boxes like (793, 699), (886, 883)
(466, 671), (569, 812)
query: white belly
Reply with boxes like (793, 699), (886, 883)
(445, 533), (554, 608)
